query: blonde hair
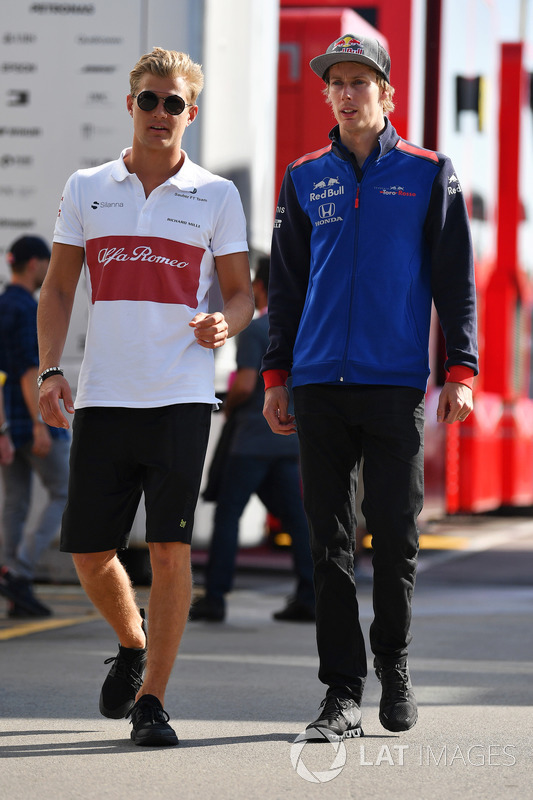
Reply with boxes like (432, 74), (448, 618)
(323, 67), (395, 115)
(377, 74), (395, 114)
(129, 47), (204, 104)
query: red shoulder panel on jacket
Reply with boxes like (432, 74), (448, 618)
(292, 144), (333, 170)
(395, 139), (439, 164)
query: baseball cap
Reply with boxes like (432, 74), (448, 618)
(7, 235), (51, 267)
(310, 34), (391, 83)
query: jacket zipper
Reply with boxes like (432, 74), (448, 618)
(339, 173), (362, 382)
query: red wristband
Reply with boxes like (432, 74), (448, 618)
(262, 369), (289, 390)
(445, 365), (475, 390)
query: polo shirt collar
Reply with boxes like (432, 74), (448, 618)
(111, 148), (197, 192)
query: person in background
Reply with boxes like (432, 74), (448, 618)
(190, 257), (315, 624)
(37, 47), (253, 747)
(0, 236), (70, 618)
(262, 34), (478, 740)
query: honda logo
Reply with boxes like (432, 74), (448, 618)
(319, 203), (335, 219)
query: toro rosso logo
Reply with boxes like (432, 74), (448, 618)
(332, 36), (364, 55)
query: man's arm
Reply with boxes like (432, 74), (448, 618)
(20, 367), (52, 456)
(224, 367), (257, 416)
(37, 242), (84, 429)
(426, 158), (478, 425)
(261, 167), (310, 435)
(427, 158), (478, 378)
(261, 168), (312, 379)
(0, 432), (14, 465)
(189, 251), (253, 349)
(0, 375), (14, 465)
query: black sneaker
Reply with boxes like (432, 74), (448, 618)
(99, 609), (147, 719)
(0, 567), (52, 617)
(306, 694), (363, 741)
(375, 660), (418, 732)
(127, 694), (179, 747)
(273, 598), (315, 622)
(8, 601), (35, 618)
(189, 594), (225, 622)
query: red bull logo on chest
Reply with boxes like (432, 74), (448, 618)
(310, 176), (345, 202)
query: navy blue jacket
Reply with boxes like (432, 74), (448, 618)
(262, 120), (478, 392)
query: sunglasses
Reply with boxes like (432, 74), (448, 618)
(133, 90), (192, 116)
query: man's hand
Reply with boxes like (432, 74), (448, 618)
(39, 375), (75, 430)
(189, 312), (229, 349)
(436, 382), (473, 424)
(32, 422), (52, 457)
(0, 432), (14, 465)
(263, 385), (297, 435)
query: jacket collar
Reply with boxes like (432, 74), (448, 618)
(329, 117), (400, 162)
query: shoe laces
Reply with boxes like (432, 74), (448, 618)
(319, 695), (354, 716)
(127, 699), (170, 725)
(104, 651), (145, 687)
(378, 665), (410, 700)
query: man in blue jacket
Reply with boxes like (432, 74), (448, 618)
(0, 236), (70, 618)
(262, 34), (478, 739)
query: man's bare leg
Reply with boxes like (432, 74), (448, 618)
(137, 541), (192, 706)
(72, 550), (146, 648)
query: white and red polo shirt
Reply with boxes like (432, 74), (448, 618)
(54, 149), (248, 409)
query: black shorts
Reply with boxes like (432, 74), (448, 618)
(60, 404), (211, 553)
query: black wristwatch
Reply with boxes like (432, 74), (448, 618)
(0, 421), (10, 436)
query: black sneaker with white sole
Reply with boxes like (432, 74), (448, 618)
(375, 659), (418, 732)
(305, 694), (363, 740)
(127, 694), (179, 747)
(99, 609), (147, 719)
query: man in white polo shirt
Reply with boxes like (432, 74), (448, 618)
(37, 47), (253, 747)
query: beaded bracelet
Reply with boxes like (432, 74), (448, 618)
(37, 367), (64, 388)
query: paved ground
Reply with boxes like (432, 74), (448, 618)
(1, 512), (532, 799)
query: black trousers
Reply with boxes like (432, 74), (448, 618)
(294, 384), (425, 702)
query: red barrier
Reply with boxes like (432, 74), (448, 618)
(501, 399), (533, 505)
(450, 393), (504, 513)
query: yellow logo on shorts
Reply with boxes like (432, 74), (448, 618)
(180, 519), (187, 528)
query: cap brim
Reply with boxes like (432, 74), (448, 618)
(309, 52), (387, 82)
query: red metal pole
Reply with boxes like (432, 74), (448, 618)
(423, 0), (442, 151)
(483, 43), (523, 398)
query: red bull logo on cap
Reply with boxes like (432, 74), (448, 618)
(332, 36), (364, 55)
